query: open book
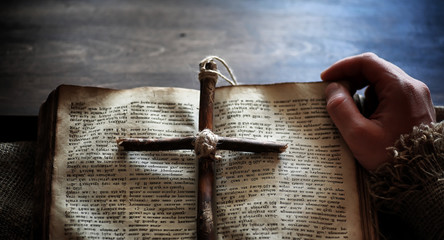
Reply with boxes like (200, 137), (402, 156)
(34, 82), (376, 239)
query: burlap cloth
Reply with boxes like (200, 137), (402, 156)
(0, 141), (36, 239)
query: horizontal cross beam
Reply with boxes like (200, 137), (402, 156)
(117, 136), (287, 153)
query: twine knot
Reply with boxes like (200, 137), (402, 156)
(198, 56), (238, 86)
(194, 129), (219, 159)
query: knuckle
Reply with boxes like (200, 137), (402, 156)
(402, 79), (431, 98)
(417, 81), (432, 98)
(326, 94), (347, 112)
(360, 52), (378, 60)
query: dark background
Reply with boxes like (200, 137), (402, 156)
(1, 0), (443, 115)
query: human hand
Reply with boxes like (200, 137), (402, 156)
(321, 53), (436, 170)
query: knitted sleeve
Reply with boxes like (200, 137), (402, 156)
(369, 122), (444, 240)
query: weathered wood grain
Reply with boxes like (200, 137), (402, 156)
(1, 0), (443, 115)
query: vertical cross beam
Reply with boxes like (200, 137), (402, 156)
(197, 60), (218, 239)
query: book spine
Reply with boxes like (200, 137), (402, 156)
(33, 87), (59, 240)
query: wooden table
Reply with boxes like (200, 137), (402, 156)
(1, 0), (444, 140)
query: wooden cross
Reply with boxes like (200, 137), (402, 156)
(117, 57), (287, 240)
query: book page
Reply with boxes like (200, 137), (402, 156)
(213, 82), (362, 239)
(50, 86), (199, 239)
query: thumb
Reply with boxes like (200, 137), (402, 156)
(325, 83), (384, 169)
(325, 82), (367, 135)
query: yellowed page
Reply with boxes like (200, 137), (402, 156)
(214, 82), (362, 239)
(50, 85), (199, 239)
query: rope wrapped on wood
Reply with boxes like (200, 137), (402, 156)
(193, 129), (219, 160)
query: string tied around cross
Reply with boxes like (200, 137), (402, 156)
(199, 56), (238, 86)
(193, 129), (219, 160)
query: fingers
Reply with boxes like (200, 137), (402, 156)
(321, 52), (408, 91)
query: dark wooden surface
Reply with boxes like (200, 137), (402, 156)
(1, 0), (444, 117)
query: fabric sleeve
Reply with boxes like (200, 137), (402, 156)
(369, 122), (444, 240)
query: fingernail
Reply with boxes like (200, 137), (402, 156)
(320, 70), (327, 80)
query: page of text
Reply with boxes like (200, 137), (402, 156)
(213, 83), (362, 240)
(51, 86), (199, 239)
